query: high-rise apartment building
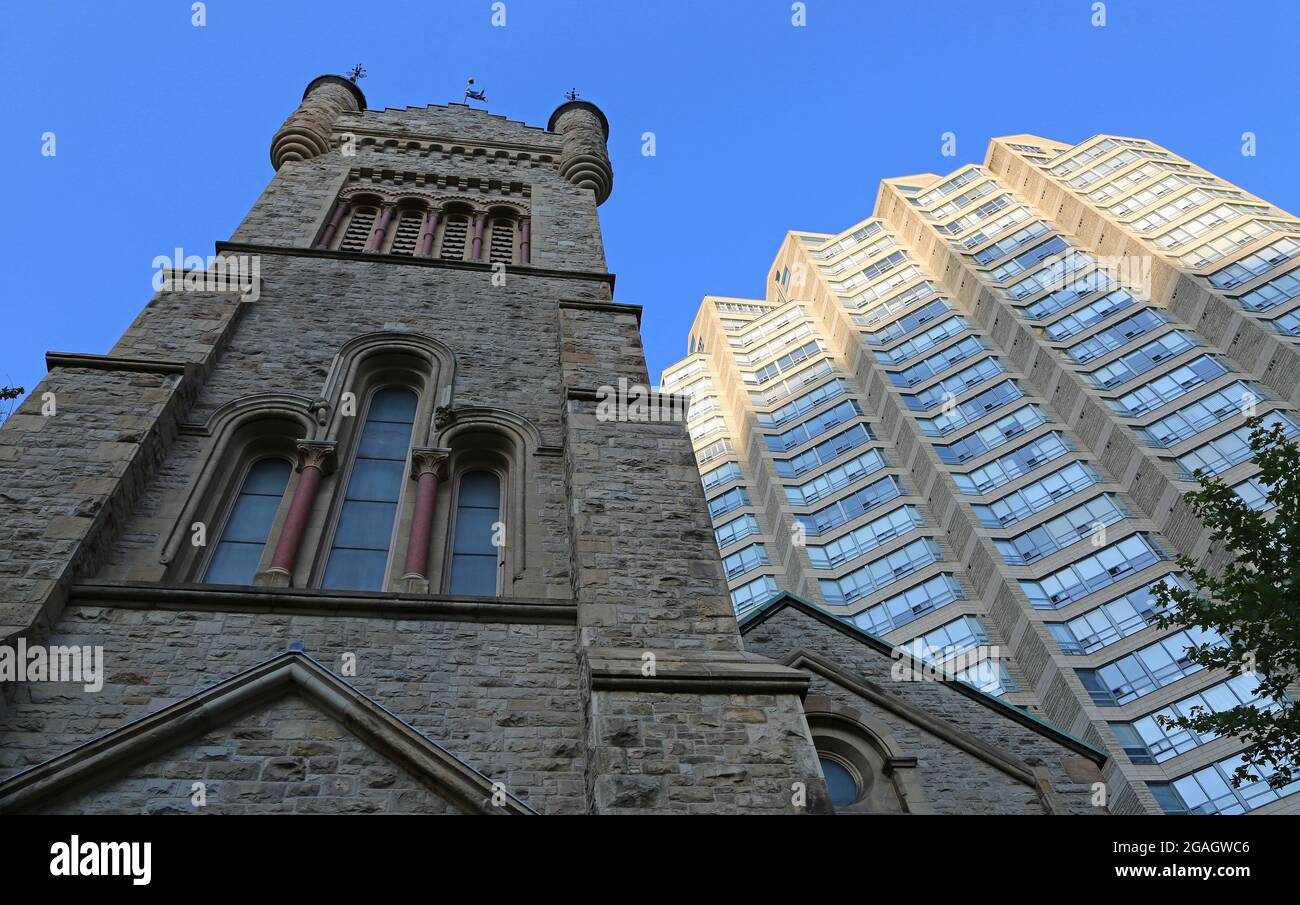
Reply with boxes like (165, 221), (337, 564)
(664, 133), (1300, 815)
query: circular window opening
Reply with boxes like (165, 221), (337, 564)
(819, 755), (860, 808)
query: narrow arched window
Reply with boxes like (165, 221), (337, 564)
(204, 458), (292, 585)
(448, 470), (502, 595)
(439, 213), (470, 260)
(322, 387), (417, 591)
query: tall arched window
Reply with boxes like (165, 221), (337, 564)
(322, 387), (417, 591)
(448, 470), (502, 595)
(203, 457), (292, 585)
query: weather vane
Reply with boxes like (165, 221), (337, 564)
(347, 64), (367, 84)
(565, 89), (580, 101)
(464, 78), (488, 104)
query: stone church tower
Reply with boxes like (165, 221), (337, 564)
(0, 77), (1104, 814)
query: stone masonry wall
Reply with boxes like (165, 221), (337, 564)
(236, 103), (606, 274)
(0, 289), (242, 658)
(32, 693), (467, 815)
(744, 606), (1105, 815)
(0, 604), (585, 814)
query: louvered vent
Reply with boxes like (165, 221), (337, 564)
(339, 208), (376, 252)
(440, 216), (469, 260)
(389, 210), (423, 256)
(489, 219), (515, 264)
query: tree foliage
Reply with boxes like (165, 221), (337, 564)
(1151, 416), (1300, 790)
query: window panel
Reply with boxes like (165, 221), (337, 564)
(203, 458), (292, 586)
(322, 387), (417, 592)
(449, 471), (502, 596)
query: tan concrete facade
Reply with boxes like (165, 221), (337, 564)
(665, 134), (1300, 815)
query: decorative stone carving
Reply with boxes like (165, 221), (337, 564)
(294, 439), (338, 475)
(410, 447), (450, 480)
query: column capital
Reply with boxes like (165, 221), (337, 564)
(410, 447), (451, 480)
(295, 440), (338, 474)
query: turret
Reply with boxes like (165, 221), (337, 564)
(547, 100), (613, 205)
(270, 75), (367, 170)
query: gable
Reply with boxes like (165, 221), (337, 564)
(741, 595), (1104, 760)
(26, 692), (468, 815)
(0, 652), (534, 815)
(741, 596), (1106, 815)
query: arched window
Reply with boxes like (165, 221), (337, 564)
(203, 457), (293, 585)
(805, 706), (913, 813)
(448, 470), (502, 595)
(322, 387), (417, 591)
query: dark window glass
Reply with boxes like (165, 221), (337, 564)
(322, 387), (417, 591)
(449, 471), (502, 596)
(820, 758), (858, 807)
(204, 458), (292, 586)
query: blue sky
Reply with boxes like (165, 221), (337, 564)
(3, 0), (1298, 400)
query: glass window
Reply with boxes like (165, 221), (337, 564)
(322, 387), (417, 591)
(448, 471), (503, 596)
(204, 458), (292, 585)
(820, 758), (858, 807)
(1153, 754), (1300, 815)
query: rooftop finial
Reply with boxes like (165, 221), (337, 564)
(347, 64), (367, 84)
(464, 78), (488, 104)
(565, 88), (580, 101)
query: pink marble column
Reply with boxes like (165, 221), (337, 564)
(471, 213), (487, 260)
(317, 200), (349, 248)
(402, 448), (450, 588)
(418, 209), (442, 257)
(261, 440), (336, 587)
(368, 204), (395, 252)
(520, 219), (531, 264)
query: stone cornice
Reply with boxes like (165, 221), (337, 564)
(213, 241), (616, 288)
(45, 352), (191, 376)
(70, 580), (578, 626)
(558, 298), (643, 324)
(564, 386), (692, 409)
(584, 648), (812, 697)
(334, 123), (561, 157)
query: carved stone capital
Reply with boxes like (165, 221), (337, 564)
(295, 440), (338, 474)
(410, 447), (451, 480)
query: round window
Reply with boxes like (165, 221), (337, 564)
(819, 756), (859, 807)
